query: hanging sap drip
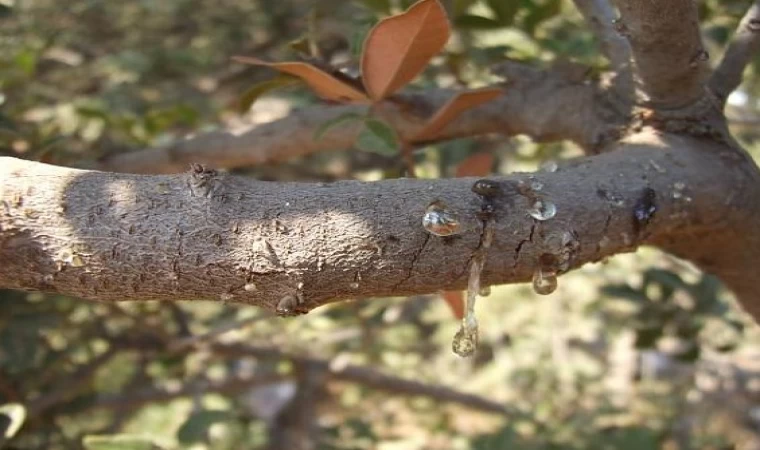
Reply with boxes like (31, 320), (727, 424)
(452, 317), (479, 357)
(528, 198), (557, 221)
(532, 267), (558, 295)
(453, 253), (485, 357)
(422, 200), (462, 237)
(556, 231), (580, 273)
(479, 285), (491, 297)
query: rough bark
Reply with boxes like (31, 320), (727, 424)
(3, 130), (760, 317)
(3, 0), (760, 324)
(611, 0), (709, 107)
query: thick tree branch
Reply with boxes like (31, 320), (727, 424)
(571, 0), (634, 98)
(97, 65), (622, 174)
(710, 1), (760, 104)
(611, 0), (709, 107)
(3, 130), (760, 319)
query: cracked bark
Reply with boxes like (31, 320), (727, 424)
(3, 0), (760, 324)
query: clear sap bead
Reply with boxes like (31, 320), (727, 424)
(422, 201), (462, 236)
(532, 268), (558, 295)
(528, 199), (557, 221)
(540, 160), (558, 173)
(452, 317), (479, 357)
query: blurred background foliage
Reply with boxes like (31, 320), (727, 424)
(2, 0), (760, 448)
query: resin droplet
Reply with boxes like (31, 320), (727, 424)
(532, 267), (558, 295)
(540, 160), (558, 173)
(672, 182), (686, 199)
(479, 285), (491, 297)
(220, 293), (234, 301)
(244, 282), (257, 292)
(276, 294), (299, 317)
(349, 281), (359, 289)
(422, 201), (462, 236)
(471, 179), (501, 198)
(528, 176), (544, 192)
(452, 320), (478, 357)
(528, 198), (557, 221)
(454, 251), (485, 357)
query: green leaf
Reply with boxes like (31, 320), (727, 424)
(83, 435), (161, 450)
(287, 36), (312, 56)
(177, 410), (232, 445)
(634, 326), (663, 349)
(455, 14), (504, 30)
(600, 285), (647, 304)
(642, 269), (685, 302)
(0, 403), (26, 441)
(238, 74), (301, 114)
(13, 49), (37, 75)
(673, 344), (701, 362)
(601, 427), (663, 450)
(522, 0), (561, 33)
(356, 119), (399, 156)
(359, 0), (392, 14)
(454, 0), (479, 16)
(485, 0), (519, 25)
(314, 112), (365, 140)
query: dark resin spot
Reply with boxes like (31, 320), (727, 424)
(476, 203), (495, 221)
(633, 187), (657, 233)
(471, 179), (501, 198)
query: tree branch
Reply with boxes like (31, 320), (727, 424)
(210, 343), (513, 416)
(710, 1), (760, 104)
(97, 64), (622, 174)
(571, 0), (634, 98)
(611, 0), (709, 107)
(3, 130), (760, 319)
(26, 348), (118, 416)
(81, 341), (512, 417)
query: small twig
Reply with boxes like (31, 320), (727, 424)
(83, 374), (286, 411)
(710, 1), (760, 104)
(211, 343), (513, 416)
(571, 0), (634, 98)
(27, 348), (119, 416)
(166, 312), (273, 352)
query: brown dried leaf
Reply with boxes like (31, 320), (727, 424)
(455, 151), (494, 177)
(410, 88), (502, 143)
(442, 291), (465, 319)
(361, 0), (450, 101)
(232, 56), (369, 103)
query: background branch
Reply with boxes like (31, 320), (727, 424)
(97, 65), (619, 174)
(571, 0), (634, 98)
(710, 1), (760, 104)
